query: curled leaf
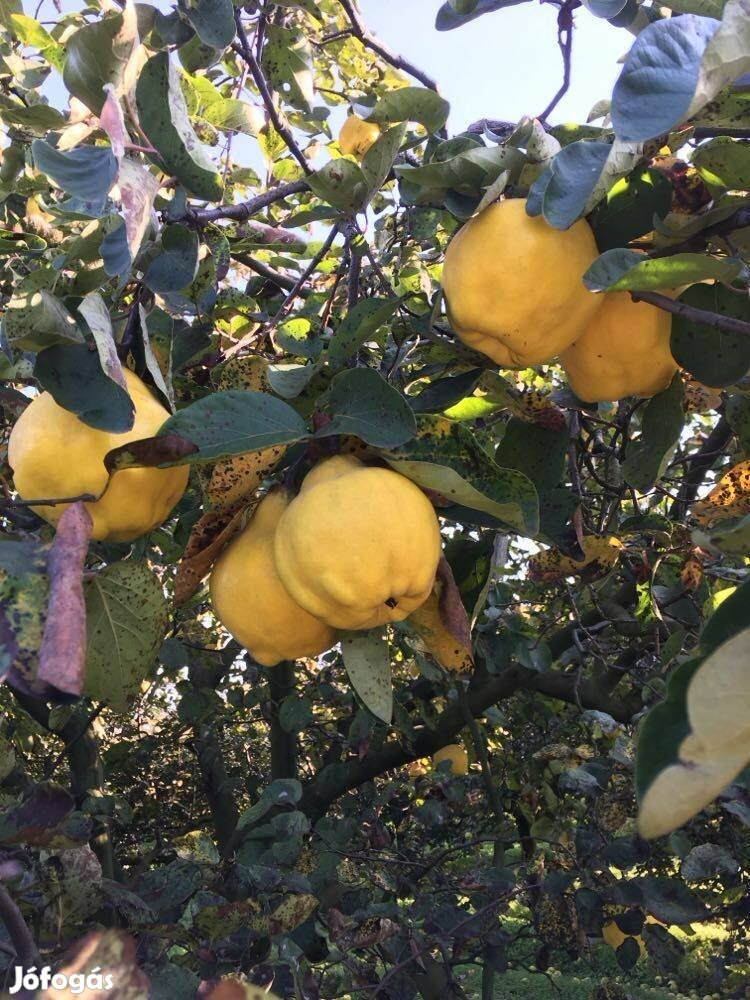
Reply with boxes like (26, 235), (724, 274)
(529, 535), (623, 584)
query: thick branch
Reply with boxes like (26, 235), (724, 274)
(233, 14), (312, 175)
(193, 720), (240, 856)
(268, 663), (297, 781)
(669, 415), (733, 521)
(338, 0), (438, 91)
(630, 290), (750, 338)
(186, 179), (310, 226)
(300, 664), (639, 821)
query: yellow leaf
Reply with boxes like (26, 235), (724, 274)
(529, 536), (623, 584)
(692, 459), (750, 527)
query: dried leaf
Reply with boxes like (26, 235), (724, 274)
(37, 502), (92, 698)
(408, 556), (473, 673)
(692, 459), (750, 526)
(529, 535), (623, 584)
(104, 432), (198, 472)
(175, 503), (252, 606)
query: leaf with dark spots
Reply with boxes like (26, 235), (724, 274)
(37, 502), (92, 699)
(104, 433), (199, 473)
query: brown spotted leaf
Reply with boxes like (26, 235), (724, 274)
(692, 460), (750, 527)
(529, 535), (623, 584)
(407, 556), (473, 673)
(175, 503), (254, 606)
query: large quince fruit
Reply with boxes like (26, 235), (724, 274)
(210, 490), (337, 667)
(339, 114), (381, 160)
(561, 291), (677, 402)
(274, 455), (442, 630)
(441, 199), (602, 368)
(8, 369), (189, 542)
(432, 744), (469, 776)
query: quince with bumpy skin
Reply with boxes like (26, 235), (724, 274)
(8, 369), (189, 542)
(339, 113), (381, 160)
(441, 198), (602, 368)
(432, 744), (469, 776)
(210, 490), (336, 667)
(274, 455), (442, 631)
(561, 291), (677, 402)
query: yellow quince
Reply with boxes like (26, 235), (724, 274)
(561, 291), (677, 402)
(441, 198), (602, 368)
(432, 744), (469, 776)
(209, 490), (337, 667)
(339, 113), (381, 160)
(8, 369), (189, 542)
(274, 455), (442, 630)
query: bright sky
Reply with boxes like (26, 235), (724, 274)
(358, 0), (630, 129)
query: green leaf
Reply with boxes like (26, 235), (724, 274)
(179, 0), (235, 49)
(4, 275), (83, 352)
(584, 248), (747, 291)
(267, 362), (318, 399)
(31, 140), (118, 208)
(495, 418), (569, 496)
(143, 225), (200, 294)
(316, 368), (416, 449)
(261, 24), (314, 112)
(693, 136), (750, 189)
(307, 159), (368, 213)
(327, 297), (401, 367)
(157, 390), (309, 463)
(671, 283), (750, 388)
(611, 16), (720, 141)
(84, 562), (169, 713)
(360, 124), (407, 199)
(0, 102), (66, 133)
(34, 344), (134, 434)
(385, 417), (539, 536)
(694, 512), (750, 555)
(622, 376), (685, 492)
(527, 141), (612, 229)
(341, 630), (393, 724)
(279, 696), (313, 733)
(136, 51), (222, 200)
(435, 0), (529, 31)
(63, 7), (138, 114)
(200, 97), (264, 136)
(9, 14), (65, 71)
(357, 87), (450, 135)
(410, 369), (483, 413)
(726, 392), (750, 451)
(591, 168), (673, 252)
(700, 578), (750, 655)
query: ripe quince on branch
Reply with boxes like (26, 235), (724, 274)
(432, 743), (469, 776)
(8, 369), (189, 543)
(274, 455), (442, 630)
(441, 198), (602, 368)
(210, 489), (337, 667)
(339, 113), (381, 161)
(561, 290), (677, 402)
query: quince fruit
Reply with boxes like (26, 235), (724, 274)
(441, 199), (602, 367)
(339, 114), (381, 160)
(274, 455), (442, 630)
(8, 369), (189, 542)
(210, 490), (337, 667)
(432, 743), (469, 776)
(561, 291), (677, 402)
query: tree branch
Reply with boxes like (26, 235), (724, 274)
(267, 662), (297, 781)
(0, 883), (40, 968)
(669, 415), (733, 521)
(233, 252), (313, 295)
(338, 0), (439, 91)
(649, 203), (750, 259)
(193, 719), (240, 856)
(630, 290), (750, 338)
(186, 179), (310, 226)
(233, 13), (312, 175)
(538, 0), (577, 122)
(300, 663), (640, 821)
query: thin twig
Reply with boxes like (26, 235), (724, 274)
(630, 289), (750, 337)
(338, 0), (438, 91)
(186, 179), (310, 225)
(233, 12), (312, 175)
(538, 0), (578, 122)
(669, 416), (732, 521)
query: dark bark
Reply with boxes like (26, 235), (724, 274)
(268, 662), (298, 781)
